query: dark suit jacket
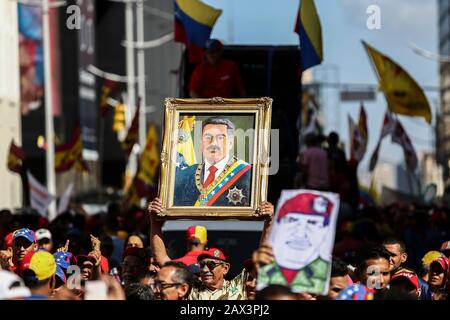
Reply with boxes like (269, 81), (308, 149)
(173, 158), (252, 206)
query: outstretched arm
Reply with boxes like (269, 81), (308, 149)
(256, 201), (274, 246)
(148, 197), (171, 266)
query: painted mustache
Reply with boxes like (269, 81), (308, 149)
(207, 145), (221, 152)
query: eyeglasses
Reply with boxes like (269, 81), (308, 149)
(199, 260), (224, 270)
(152, 281), (183, 290)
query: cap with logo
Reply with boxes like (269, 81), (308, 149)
(390, 270), (419, 290)
(12, 228), (36, 243)
(35, 229), (52, 242)
(430, 256), (450, 273)
(277, 193), (334, 226)
(186, 226), (207, 245)
(197, 247), (228, 263)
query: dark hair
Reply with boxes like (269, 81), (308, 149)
(331, 256), (349, 277)
(355, 245), (392, 274)
(304, 133), (317, 147)
(123, 232), (149, 250)
(125, 283), (155, 300)
(163, 261), (193, 284)
(202, 117), (235, 138)
(162, 261), (194, 296)
(382, 237), (406, 253)
(255, 284), (297, 300)
(22, 269), (51, 289)
(328, 132), (339, 146)
(374, 287), (416, 300)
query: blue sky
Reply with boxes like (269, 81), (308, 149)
(204, 0), (439, 184)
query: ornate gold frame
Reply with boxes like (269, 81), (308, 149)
(158, 97), (272, 220)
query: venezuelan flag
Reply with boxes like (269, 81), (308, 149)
(55, 126), (89, 173)
(295, 0), (323, 71)
(174, 0), (222, 62)
(177, 116), (196, 166)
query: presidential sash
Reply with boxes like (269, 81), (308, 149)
(194, 159), (251, 206)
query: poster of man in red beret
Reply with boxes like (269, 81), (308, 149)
(257, 190), (340, 295)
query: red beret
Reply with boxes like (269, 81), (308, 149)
(277, 193), (334, 225)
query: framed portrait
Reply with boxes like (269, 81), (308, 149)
(158, 97), (272, 219)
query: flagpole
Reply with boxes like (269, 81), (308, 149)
(43, 0), (57, 221)
(125, 0), (136, 126)
(137, 0), (147, 150)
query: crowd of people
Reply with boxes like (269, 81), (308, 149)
(1, 38), (449, 300)
(0, 177), (449, 300)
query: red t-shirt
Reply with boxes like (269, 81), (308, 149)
(174, 251), (203, 266)
(189, 59), (244, 98)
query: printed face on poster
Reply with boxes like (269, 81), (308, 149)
(257, 189), (340, 295)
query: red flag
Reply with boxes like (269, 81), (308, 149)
(369, 112), (396, 171)
(391, 119), (418, 171)
(7, 140), (26, 174)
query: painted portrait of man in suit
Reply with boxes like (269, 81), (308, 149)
(173, 116), (252, 207)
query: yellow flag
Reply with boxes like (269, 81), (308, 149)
(369, 176), (380, 205)
(137, 124), (160, 187)
(362, 41), (432, 123)
(177, 116), (196, 166)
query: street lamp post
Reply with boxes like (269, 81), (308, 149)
(137, 0), (146, 150)
(42, 0), (57, 221)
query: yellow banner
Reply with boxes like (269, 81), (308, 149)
(363, 41), (432, 123)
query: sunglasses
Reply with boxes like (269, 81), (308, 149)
(199, 260), (224, 270)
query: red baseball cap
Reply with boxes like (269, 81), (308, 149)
(390, 271), (419, 290)
(197, 248), (228, 263)
(431, 256), (450, 272)
(277, 193), (334, 225)
(4, 232), (13, 249)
